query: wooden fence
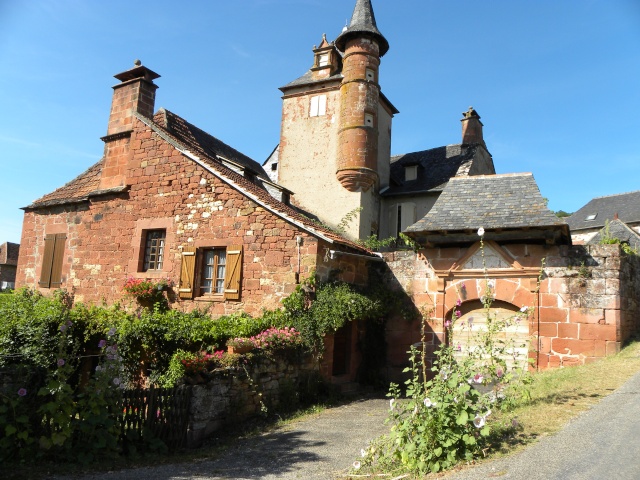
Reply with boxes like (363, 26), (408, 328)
(117, 385), (192, 450)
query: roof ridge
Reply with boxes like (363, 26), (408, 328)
(134, 112), (370, 253)
(589, 190), (640, 200)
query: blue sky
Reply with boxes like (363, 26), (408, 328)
(1, 0), (639, 244)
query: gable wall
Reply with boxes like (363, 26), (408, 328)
(380, 243), (640, 381)
(17, 119), (369, 315)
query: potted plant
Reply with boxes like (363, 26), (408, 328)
(227, 337), (255, 354)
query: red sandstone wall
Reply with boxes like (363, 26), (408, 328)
(381, 243), (640, 379)
(16, 118), (367, 315)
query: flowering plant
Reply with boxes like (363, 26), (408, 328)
(251, 327), (302, 350)
(122, 277), (173, 311)
(226, 337), (256, 349)
(179, 350), (224, 375)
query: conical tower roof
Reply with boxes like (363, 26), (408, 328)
(335, 0), (389, 56)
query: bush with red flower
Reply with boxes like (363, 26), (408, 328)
(122, 277), (173, 310)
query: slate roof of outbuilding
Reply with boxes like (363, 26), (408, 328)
(25, 109), (370, 253)
(383, 144), (479, 196)
(566, 190), (640, 231)
(587, 218), (640, 250)
(406, 173), (567, 233)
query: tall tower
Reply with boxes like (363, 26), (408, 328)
(277, 0), (395, 240)
(334, 0), (389, 192)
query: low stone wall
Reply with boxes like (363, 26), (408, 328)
(187, 352), (318, 447)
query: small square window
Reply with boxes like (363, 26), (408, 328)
(364, 113), (374, 127)
(143, 229), (166, 271)
(271, 162), (278, 171)
(310, 95), (327, 117)
(405, 165), (418, 181)
(366, 68), (375, 82)
(585, 214), (597, 221)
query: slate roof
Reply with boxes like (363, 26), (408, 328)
(566, 190), (640, 231)
(24, 110), (370, 253)
(406, 173), (569, 244)
(280, 71), (343, 90)
(384, 144), (479, 196)
(587, 219), (640, 250)
(156, 109), (269, 180)
(335, 0), (389, 56)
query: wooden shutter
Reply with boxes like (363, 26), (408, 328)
(49, 233), (66, 287)
(39, 234), (56, 287)
(178, 246), (196, 299)
(224, 245), (243, 301)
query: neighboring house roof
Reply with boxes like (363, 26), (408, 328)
(405, 173), (570, 245)
(0, 242), (19, 266)
(24, 110), (370, 254)
(586, 219), (640, 250)
(384, 144), (483, 197)
(566, 190), (640, 232)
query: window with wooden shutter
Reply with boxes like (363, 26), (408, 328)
(178, 246), (196, 299)
(223, 245), (243, 301)
(39, 233), (66, 288)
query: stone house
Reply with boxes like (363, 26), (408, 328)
(16, 0), (640, 380)
(0, 242), (19, 290)
(567, 190), (640, 244)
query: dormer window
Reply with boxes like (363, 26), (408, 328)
(405, 165), (418, 181)
(585, 214), (597, 221)
(318, 53), (329, 67)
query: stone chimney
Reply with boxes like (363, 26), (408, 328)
(99, 60), (160, 190)
(461, 106), (485, 147)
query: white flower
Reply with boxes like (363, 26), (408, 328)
(474, 415), (486, 429)
(485, 409), (492, 418)
(361, 448), (367, 458)
(353, 461), (361, 470)
(113, 377), (121, 386)
(389, 398), (396, 410)
(412, 406), (419, 416)
(423, 397), (436, 408)
(477, 227), (485, 236)
(520, 306), (528, 313)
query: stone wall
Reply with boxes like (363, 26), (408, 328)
(187, 353), (318, 447)
(381, 243), (640, 380)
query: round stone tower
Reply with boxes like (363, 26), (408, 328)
(334, 0), (389, 192)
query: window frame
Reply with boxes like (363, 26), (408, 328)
(142, 229), (166, 272)
(39, 233), (66, 289)
(199, 247), (227, 298)
(178, 244), (243, 302)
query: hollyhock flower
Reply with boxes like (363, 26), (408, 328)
(456, 343), (462, 352)
(57, 358), (65, 367)
(444, 320), (452, 328)
(477, 227), (485, 236)
(361, 448), (367, 458)
(454, 309), (462, 318)
(473, 373), (484, 384)
(95, 365), (102, 372)
(423, 397), (435, 408)
(485, 409), (492, 418)
(353, 461), (361, 470)
(113, 377), (121, 386)
(474, 415), (485, 428)
(456, 298), (462, 307)
(108, 327), (117, 337)
(17, 388), (27, 397)
(389, 398), (396, 411)
(98, 339), (107, 348)
(496, 368), (504, 378)
(59, 324), (67, 332)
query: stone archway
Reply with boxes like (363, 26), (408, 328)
(447, 299), (530, 372)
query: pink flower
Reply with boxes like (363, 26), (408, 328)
(98, 339), (107, 348)
(455, 309), (462, 318)
(496, 368), (504, 378)
(456, 299), (462, 307)
(57, 358), (65, 367)
(17, 388), (27, 397)
(444, 320), (451, 328)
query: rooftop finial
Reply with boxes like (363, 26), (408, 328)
(134, 59), (141, 66)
